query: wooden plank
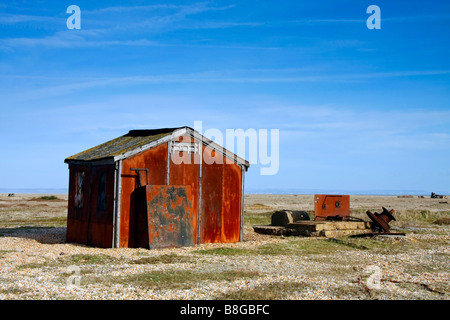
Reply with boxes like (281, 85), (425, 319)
(287, 221), (371, 231)
(252, 225), (300, 236)
(253, 220), (372, 238)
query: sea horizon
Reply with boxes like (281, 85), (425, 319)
(1, 187), (447, 197)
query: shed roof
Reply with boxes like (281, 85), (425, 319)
(64, 127), (249, 168)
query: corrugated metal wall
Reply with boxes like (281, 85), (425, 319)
(146, 185), (194, 249)
(66, 164), (115, 248)
(201, 146), (242, 243)
(67, 134), (244, 249)
(119, 142), (168, 248)
(169, 135), (200, 245)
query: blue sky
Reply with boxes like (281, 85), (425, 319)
(0, 0), (449, 194)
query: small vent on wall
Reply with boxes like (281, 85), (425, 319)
(171, 141), (199, 154)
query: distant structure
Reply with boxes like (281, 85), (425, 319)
(431, 192), (444, 199)
(64, 127), (249, 249)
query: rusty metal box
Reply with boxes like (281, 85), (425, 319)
(135, 185), (194, 249)
(314, 194), (350, 221)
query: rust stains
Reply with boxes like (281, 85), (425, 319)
(314, 194), (350, 221)
(65, 127), (248, 249)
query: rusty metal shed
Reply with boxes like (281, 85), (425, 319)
(64, 127), (249, 249)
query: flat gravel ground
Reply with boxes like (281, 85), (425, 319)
(0, 194), (448, 300)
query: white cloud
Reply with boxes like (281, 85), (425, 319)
(0, 12), (61, 24)
(0, 30), (162, 49)
(2, 68), (449, 103)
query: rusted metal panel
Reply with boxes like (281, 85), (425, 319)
(314, 194), (350, 221)
(351, 207), (406, 237)
(221, 161), (242, 243)
(169, 136), (200, 244)
(66, 164), (90, 245)
(145, 185), (194, 249)
(119, 143), (168, 248)
(366, 207), (397, 233)
(66, 128), (247, 249)
(133, 185), (194, 249)
(200, 145), (242, 244)
(66, 164), (115, 248)
(201, 146), (224, 243)
(86, 165), (115, 248)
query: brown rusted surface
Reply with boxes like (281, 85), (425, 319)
(201, 145), (242, 243)
(66, 164), (115, 248)
(119, 143), (168, 248)
(221, 160), (242, 243)
(201, 147), (224, 243)
(366, 207), (396, 233)
(144, 185), (194, 249)
(314, 194), (350, 221)
(67, 130), (246, 249)
(118, 140), (243, 248)
(253, 220), (371, 238)
(133, 185), (194, 249)
(66, 164), (89, 245)
(169, 136), (200, 244)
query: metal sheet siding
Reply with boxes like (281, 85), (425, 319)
(222, 161), (242, 243)
(119, 143), (168, 247)
(66, 164), (115, 248)
(86, 165), (115, 248)
(200, 148), (223, 243)
(146, 185), (194, 248)
(314, 194), (350, 220)
(66, 164), (89, 245)
(66, 128), (247, 249)
(169, 137), (200, 244)
(200, 145), (242, 243)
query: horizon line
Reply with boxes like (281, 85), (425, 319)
(1, 187), (446, 196)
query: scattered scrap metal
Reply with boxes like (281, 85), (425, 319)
(431, 192), (445, 199)
(253, 210), (311, 236)
(366, 207), (396, 233)
(314, 194), (350, 221)
(351, 207), (406, 238)
(271, 209), (310, 226)
(253, 195), (406, 239)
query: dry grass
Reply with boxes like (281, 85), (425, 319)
(216, 281), (306, 300)
(84, 269), (261, 291)
(0, 194), (67, 228)
(434, 218), (450, 225)
(0, 193), (448, 300)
